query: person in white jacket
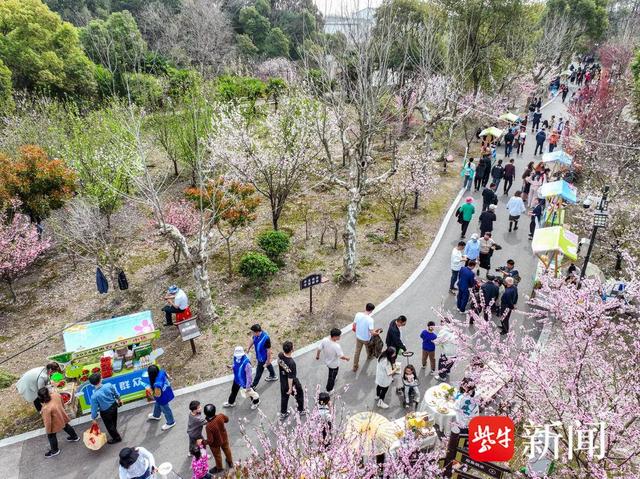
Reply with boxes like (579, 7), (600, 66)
(434, 320), (457, 382)
(506, 191), (527, 233)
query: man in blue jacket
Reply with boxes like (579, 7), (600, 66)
(247, 324), (278, 388)
(223, 346), (260, 410)
(456, 260), (477, 313)
(534, 128), (547, 155)
(89, 373), (122, 444)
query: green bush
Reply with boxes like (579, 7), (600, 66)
(122, 72), (164, 108)
(257, 230), (290, 262)
(239, 252), (278, 281)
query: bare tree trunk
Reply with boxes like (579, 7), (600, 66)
(413, 191), (419, 210)
(394, 218), (401, 241)
(5, 279), (16, 302)
(225, 238), (233, 278)
(192, 260), (216, 321)
(342, 193), (361, 282)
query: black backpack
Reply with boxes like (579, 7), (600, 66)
(117, 270), (129, 291)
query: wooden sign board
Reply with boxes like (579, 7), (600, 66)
(300, 273), (322, 290)
(177, 319), (201, 342)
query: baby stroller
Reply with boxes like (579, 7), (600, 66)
(396, 351), (420, 410)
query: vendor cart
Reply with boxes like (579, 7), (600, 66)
(531, 226), (578, 278)
(47, 310), (162, 414)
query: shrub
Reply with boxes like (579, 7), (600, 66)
(239, 252), (278, 281)
(257, 230), (290, 263)
(122, 72), (164, 108)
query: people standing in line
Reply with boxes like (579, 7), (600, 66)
(247, 324), (278, 388)
(463, 233), (480, 263)
(481, 184), (497, 212)
(516, 128), (527, 155)
(500, 277), (518, 335)
(548, 129), (559, 153)
(118, 447), (156, 479)
(146, 365), (176, 430)
(278, 341), (304, 419)
(503, 129), (514, 157)
(456, 260), (477, 313)
(503, 159), (515, 195)
(187, 400), (207, 449)
(223, 346), (260, 410)
(460, 158), (475, 191)
(374, 347), (399, 409)
(89, 373), (122, 444)
(16, 362), (62, 413)
(474, 156), (490, 191)
(385, 315), (408, 353)
(315, 328), (350, 394)
(506, 191), (527, 233)
(162, 284), (189, 326)
(457, 197), (475, 239)
(352, 303), (381, 372)
(531, 109), (542, 131)
(478, 232), (496, 275)
(529, 198), (544, 240)
(479, 204), (497, 237)
(38, 387), (79, 457)
(190, 442), (212, 479)
(420, 321), (437, 375)
(203, 404), (233, 473)
(491, 159), (505, 191)
(534, 128), (546, 155)
(449, 241), (466, 294)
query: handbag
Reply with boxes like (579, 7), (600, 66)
(83, 424), (107, 451)
(455, 208), (463, 224)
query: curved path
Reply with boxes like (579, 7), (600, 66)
(0, 94), (568, 478)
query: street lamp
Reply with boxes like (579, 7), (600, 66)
(578, 186), (609, 287)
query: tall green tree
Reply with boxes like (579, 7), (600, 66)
(547, 0), (609, 46)
(0, 60), (13, 115)
(0, 0), (97, 97)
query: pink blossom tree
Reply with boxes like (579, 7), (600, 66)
(160, 199), (199, 264)
(447, 275), (640, 478)
(378, 153), (438, 241)
(0, 205), (51, 301)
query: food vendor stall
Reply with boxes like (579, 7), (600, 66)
(531, 226), (578, 278)
(538, 179), (577, 226)
(47, 311), (162, 414)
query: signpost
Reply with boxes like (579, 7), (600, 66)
(177, 318), (201, 355)
(299, 273), (324, 313)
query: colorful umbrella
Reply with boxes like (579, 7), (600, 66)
(499, 112), (519, 122)
(479, 127), (504, 138)
(532, 226), (578, 262)
(542, 150), (573, 166)
(538, 180), (577, 204)
(345, 411), (402, 456)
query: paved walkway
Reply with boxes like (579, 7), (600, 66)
(0, 94), (568, 479)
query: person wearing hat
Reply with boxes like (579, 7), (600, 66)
(16, 362), (62, 412)
(246, 324), (278, 388)
(223, 346), (260, 410)
(203, 403), (233, 472)
(162, 285), (189, 326)
(118, 446), (156, 479)
(89, 373), (122, 444)
(478, 204), (497, 236)
(456, 197), (475, 239)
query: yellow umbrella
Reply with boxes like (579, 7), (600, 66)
(499, 112), (519, 122)
(479, 126), (504, 138)
(345, 411), (402, 456)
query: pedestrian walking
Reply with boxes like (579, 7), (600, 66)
(491, 159), (505, 190)
(187, 401), (207, 449)
(315, 328), (350, 394)
(223, 346), (260, 410)
(531, 108), (542, 131)
(474, 156), (490, 191)
(522, 161), (534, 193)
(548, 129), (559, 152)
(203, 404), (233, 472)
(278, 341), (304, 419)
(481, 184), (497, 212)
(460, 158), (475, 191)
(38, 387), (79, 458)
(146, 365), (176, 430)
(352, 303), (381, 372)
(503, 130), (514, 157)
(161, 284), (189, 326)
(89, 373), (122, 444)
(534, 128), (546, 155)
(464, 233), (480, 263)
(503, 159), (515, 195)
(481, 156), (492, 187)
(456, 260), (477, 313)
(516, 128), (526, 155)
(478, 232), (497, 274)
(506, 191), (527, 232)
(118, 447), (156, 479)
(527, 172), (543, 207)
(375, 347), (399, 409)
(561, 84), (569, 102)
(449, 241), (466, 294)
(456, 197), (475, 238)
(385, 315), (408, 353)
(500, 277), (518, 335)
(420, 321), (437, 375)
(247, 324), (278, 388)
(479, 204), (497, 236)
(16, 362), (62, 413)
(529, 198), (543, 240)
